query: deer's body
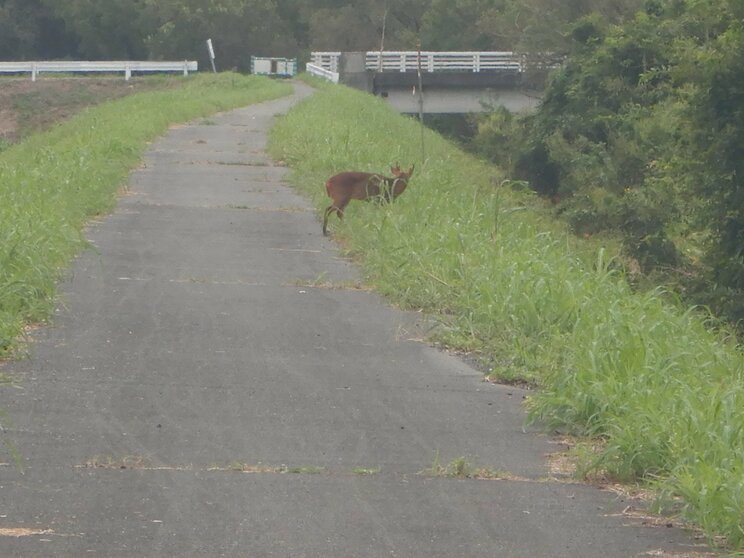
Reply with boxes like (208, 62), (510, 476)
(322, 165), (414, 235)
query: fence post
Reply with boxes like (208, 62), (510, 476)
(31, 63), (37, 81)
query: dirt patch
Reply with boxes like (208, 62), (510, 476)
(0, 108), (18, 140)
(0, 76), (181, 144)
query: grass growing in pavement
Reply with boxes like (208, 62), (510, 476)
(268, 80), (744, 550)
(212, 462), (326, 475)
(418, 453), (511, 480)
(0, 72), (291, 357)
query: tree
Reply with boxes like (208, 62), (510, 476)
(143, 0), (299, 72)
(0, 0), (75, 60)
(419, 0), (502, 51)
(474, 6), (689, 269)
(46, 0), (151, 59)
(306, 3), (384, 51)
(683, 7), (744, 322)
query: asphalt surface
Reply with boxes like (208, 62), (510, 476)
(0, 82), (711, 557)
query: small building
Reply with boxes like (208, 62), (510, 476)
(250, 56), (297, 78)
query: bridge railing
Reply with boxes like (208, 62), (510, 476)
(367, 51), (523, 73)
(310, 51), (524, 74)
(0, 60), (198, 81)
(309, 53), (341, 73)
(306, 63), (339, 83)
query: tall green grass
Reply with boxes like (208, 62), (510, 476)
(269, 81), (744, 550)
(0, 73), (291, 354)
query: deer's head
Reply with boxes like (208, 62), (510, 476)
(390, 164), (415, 180)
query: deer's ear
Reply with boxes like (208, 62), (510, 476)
(408, 165), (415, 176)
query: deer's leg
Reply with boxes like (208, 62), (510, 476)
(323, 204), (346, 236)
(323, 205), (334, 236)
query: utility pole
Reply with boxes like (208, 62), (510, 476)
(378, 2), (388, 72)
(416, 38), (425, 163)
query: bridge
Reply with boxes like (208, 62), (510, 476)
(307, 51), (549, 114)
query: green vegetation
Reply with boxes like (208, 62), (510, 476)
(269, 82), (744, 550)
(0, 73), (291, 356)
(419, 453), (510, 480)
(470, 1), (744, 329)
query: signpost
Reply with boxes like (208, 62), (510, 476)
(206, 39), (217, 73)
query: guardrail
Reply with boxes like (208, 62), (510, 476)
(305, 63), (339, 83)
(310, 51), (525, 74)
(0, 60), (198, 81)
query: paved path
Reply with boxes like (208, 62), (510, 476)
(0, 83), (709, 557)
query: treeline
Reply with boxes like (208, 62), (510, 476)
(467, 0), (744, 327)
(0, 0), (641, 70)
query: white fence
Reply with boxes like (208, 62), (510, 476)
(309, 53), (342, 73)
(0, 60), (198, 81)
(309, 51), (525, 74)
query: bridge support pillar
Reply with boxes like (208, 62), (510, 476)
(338, 52), (373, 93)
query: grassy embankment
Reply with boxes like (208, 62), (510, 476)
(0, 73), (292, 357)
(269, 80), (744, 551)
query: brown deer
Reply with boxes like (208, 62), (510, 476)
(322, 164), (414, 236)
